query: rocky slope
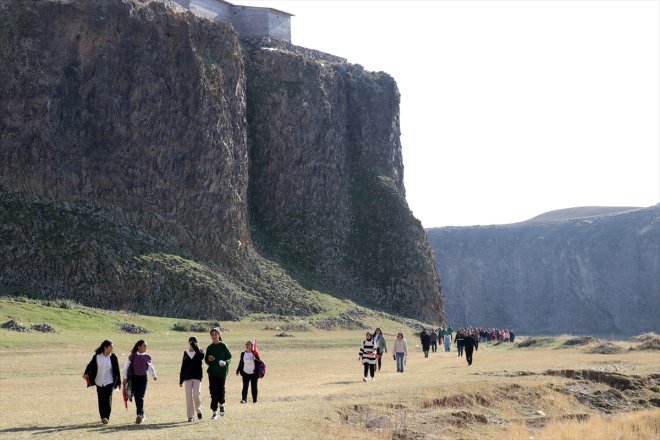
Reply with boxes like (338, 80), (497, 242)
(427, 206), (660, 336)
(0, 0), (443, 321)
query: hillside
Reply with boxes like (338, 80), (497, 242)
(427, 206), (660, 336)
(0, 0), (443, 321)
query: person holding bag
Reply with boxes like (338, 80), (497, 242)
(82, 340), (121, 424)
(122, 340), (157, 424)
(235, 340), (260, 404)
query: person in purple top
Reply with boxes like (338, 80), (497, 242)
(123, 340), (158, 424)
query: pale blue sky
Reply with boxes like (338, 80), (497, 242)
(241, 0), (660, 227)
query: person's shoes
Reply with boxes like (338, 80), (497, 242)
(253, 400), (257, 403)
(219, 405), (225, 416)
(101, 418), (108, 425)
(197, 412), (203, 420)
(363, 377), (367, 382)
(136, 415), (142, 424)
(212, 411), (218, 420)
(240, 400), (247, 404)
(188, 417), (194, 422)
(371, 377), (375, 382)
(468, 364), (472, 367)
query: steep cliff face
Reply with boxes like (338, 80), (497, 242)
(1, 0), (248, 265)
(0, 0), (444, 321)
(244, 40), (444, 321)
(427, 207), (660, 336)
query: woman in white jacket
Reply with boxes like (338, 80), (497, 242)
(393, 332), (408, 373)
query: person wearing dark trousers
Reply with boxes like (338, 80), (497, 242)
(83, 340), (121, 424)
(123, 340), (157, 424)
(430, 329), (438, 353)
(236, 340), (260, 403)
(359, 332), (377, 381)
(463, 332), (479, 366)
(205, 327), (232, 419)
(420, 330), (431, 358)
(455, 332), (465, 357)
(180, 336), (205, 422)
(373, 328), (387, 371)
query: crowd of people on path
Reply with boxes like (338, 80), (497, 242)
(83, 323), (515, 424)
(83, 328), (263, 425)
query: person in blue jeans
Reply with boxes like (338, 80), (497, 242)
(393, 332), (408, 373)
(123, 340), (158, 424)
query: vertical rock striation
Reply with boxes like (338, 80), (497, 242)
(0, 0), (444, 321)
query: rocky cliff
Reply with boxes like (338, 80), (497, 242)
(0, 0), (444, 322)
(427, 206), (660, 336)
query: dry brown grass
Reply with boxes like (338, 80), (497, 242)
(1, 315), (659, 439)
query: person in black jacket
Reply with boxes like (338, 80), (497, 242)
(235, 341), (260, 403)
(463, 331), (479, 366)
(82, 340), (121, 424)
(179, 336), (205, 422)
(455, 331), (465, 357)
(420, 330), (431, 358)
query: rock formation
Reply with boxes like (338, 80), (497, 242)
(427, 206), (659, 336)
(0, 0), (444, 322)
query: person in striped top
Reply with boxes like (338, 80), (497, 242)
(358, 332), (377, 382)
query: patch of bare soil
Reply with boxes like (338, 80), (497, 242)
(587, 342), (625, 354)
(562, 336), (597, 347)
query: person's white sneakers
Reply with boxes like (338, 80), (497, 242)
(219, 405), (225, 416)
(363, 377), (368, 382)
(371, 377), (375, 382)
(212, 411), (218, 420)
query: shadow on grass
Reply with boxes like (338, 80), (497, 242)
(0, 421), (187, 436)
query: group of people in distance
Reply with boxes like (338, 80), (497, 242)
(82, 327), (261, 425)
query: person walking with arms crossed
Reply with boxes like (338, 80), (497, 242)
(205, 327), (232, 419)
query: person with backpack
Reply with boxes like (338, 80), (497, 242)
(180, 336), (205, 422)
(235, 340), (260, 403)
(205, 327), (232, 419)
(122, 339), (158, 424)
(82, 340), (121, 424)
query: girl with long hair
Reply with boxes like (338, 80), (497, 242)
(82, 340), (121, 424)
(122, 339), (157, 424)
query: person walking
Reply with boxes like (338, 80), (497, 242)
(420, 329), (431, 358)
(443, 332), (452, 352)
(123, 340), (157, 424)
(83, 340), (121, 424)
(393, 332), (408, 372)
(205, 327), (232, 419)
(455, 331), (465, 357)
(359, 332), (377, 382)
(373, 328), (387, 371)
(430, 329), (438, 353)
(180, 336), (205, 422)
(236, 340), (260, 403)
(463, 331), (479, 366)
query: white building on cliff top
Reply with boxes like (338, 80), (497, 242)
(173, 0), (293, 42)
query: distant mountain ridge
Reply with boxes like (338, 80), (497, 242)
(427, 205), (660, 336)
(524, 206), (642, 223)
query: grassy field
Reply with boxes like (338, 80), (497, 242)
(0, 298), (658, 439)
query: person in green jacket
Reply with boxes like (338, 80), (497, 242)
(205, 328), (232, 419)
